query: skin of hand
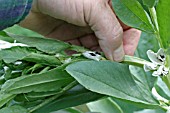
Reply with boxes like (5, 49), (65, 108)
(19, 0), (141, 61)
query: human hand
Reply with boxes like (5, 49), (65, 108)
(19, 0), (141, 61)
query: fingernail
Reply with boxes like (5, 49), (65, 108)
(113, 45), (124, 62)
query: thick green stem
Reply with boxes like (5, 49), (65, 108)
(122, 55), (151, 67)
(29, 81), (78, 113)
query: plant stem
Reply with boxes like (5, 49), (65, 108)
(122, 55), (151, 67)
(149, 7), (164, 48)
(28, 81), (78, 113)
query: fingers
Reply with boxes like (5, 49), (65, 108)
(123, 28), (141, 56)
(86, 0), (124, 61)
(30, 0), (126, 61)
(79, 34), (98, 49)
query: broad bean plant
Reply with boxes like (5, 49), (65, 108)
(0, 0), (170, 113)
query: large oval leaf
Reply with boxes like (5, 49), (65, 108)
(66, 61), (158, 106)
(112, 0), (154, 33)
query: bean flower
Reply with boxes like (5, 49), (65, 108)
(144, 48), (169, 77)
(82, 51), (102, 61)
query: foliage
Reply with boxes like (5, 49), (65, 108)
(0, 0), (170, 113)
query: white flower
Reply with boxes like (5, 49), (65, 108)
(0, 40), (28, 50)
(82, 51), (102, 61)
(144, 48), (169, 77)
(152, 65), (169, 77)
(14, 61), (22, 65)
(147, 48), (166, 65)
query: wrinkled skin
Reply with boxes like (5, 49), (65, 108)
(20, 0), (141, 61)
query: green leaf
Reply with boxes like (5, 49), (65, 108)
(66, 61), (158, 106)
(0, 105), (28, 113)
(0, 93), (16, 108)
(0, 31), (15, 43)
(23, 53), (61, 66)
(7, 32), (71, 54)
(33, 86), (102, 113)
(142, 0), (159, 8)
(55, 108), (83, 113)
(112, 0), (154, 33)
(136, 32), (159, 60)
(1, 66), (74, 94)
(155, 77), (170, 100)
(0, 47), (61, 65)
(112, 98), (165, 113)
(87, 98), (123, 113)
(156, 0), (170, 48)
(111, 98), (143, 113)
(5, 25), (43, 37)
(26, 91), (62, 98)
(0, 47), (34, 63)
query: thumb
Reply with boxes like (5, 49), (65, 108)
(86, 0), (124, 61)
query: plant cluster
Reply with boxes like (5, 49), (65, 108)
(0, 0), (170, 113)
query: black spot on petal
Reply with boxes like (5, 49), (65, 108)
(95, 51), (101, 55)
(160, 55), (165, 59)
(89, 53), (96, 56)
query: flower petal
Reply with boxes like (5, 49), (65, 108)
(152, 70), (161, 76)
(162, 66), (169, 76)
(147, 50), (163, 65)
(144, 63), (157, 72)
(152, 66), (169, 76)
(157, 48), (166, 63)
